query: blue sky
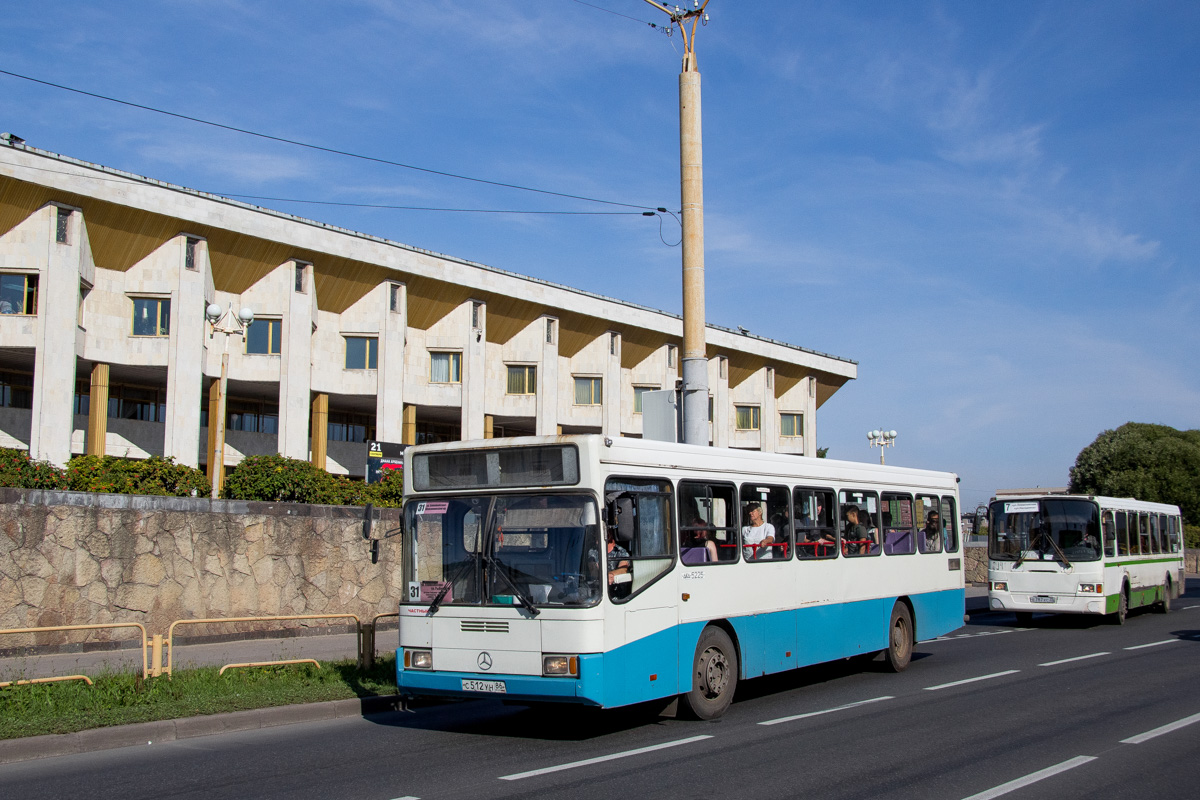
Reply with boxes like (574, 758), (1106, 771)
(3, 1), (1197, 508)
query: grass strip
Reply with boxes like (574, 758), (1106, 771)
(0, 655), (398, 740)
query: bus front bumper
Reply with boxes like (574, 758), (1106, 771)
(396, 650), (607, 706)
(988, 591), (1108, 615)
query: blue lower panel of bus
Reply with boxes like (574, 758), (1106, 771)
(397, 588), (965, 709)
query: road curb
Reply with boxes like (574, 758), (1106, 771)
(0, 694), (404, 765)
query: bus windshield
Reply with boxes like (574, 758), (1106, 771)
(989, 499), (1101, 562)
(403, 493), (603, 609)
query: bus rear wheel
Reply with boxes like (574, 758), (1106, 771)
(883, 603), (913, 673)
(680, 626), (738, 721)
(1154, 579), (1172, 614)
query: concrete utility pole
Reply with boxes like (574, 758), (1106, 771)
(644, 0), (711, 446)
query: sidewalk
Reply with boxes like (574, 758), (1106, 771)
(0, 627), (397, 682)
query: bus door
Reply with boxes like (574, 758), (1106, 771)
(603, 479), (678, 704)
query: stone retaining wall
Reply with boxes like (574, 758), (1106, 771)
(0, 488), (402, 650)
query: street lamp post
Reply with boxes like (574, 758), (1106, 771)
(867, 429), (897, 465)
(205, 302), (253, 499)
(644, 0), (711, 446)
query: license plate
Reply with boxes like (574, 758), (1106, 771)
(462, 679), (506, 694)
(1030, 595), (1056, 604)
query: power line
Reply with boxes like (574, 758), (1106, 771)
(222, 193), (647, 215)
(0, 67), (661, 211)
(567, 0), (665, 29)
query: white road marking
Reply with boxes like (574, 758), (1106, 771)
(1182, 605), (1199, 610)
(758, 695), (894, 727)
(1123, 639), (1180, 650)
(390, 796), (420, 799)
(960, 756), (1097, 800)
(926, 629), (1024, 643)
(1038, 652), (1110, 667)
(498, 735), (713, 781)
(924, 670), (1020, 691)
(1121, 711), (1200, 744)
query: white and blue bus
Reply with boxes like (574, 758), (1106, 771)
(987, 494), (1184, 625)
(397, 435), (965, 719)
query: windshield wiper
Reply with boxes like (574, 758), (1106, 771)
(427, 555), (477, 616)
(1014, 531), (1043, 569)
(483, 551), (540, 617)
(1045, 532), (1072, 568)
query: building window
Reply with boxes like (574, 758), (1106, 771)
(227, 398), (279, 434)
(507, 365), (536, 395)
(0, 370), (33, 409)
(609, 332), (618, 356)
(667, 344), (677, 368)
(546, 318), (556, 344)
(430, 351), (461, 383)
(108, 384), (166, 423)
(328, 411), (376, 443)
(709, 395), (714, 422)
(185, 237), (199, 270)
(735, 405), (761, 431)
(633, 385), (659, 414)
(295, 262), (308, 293)
(471, 301), (482, 329)
(574, 377), (602, 405)
(780, 413), (803, 437)
(132, 297), (171, 336)
(56, 207), (72, 244)
(345, 337), (378, 370)
(389, 282), (403, 313)
(0, 273), (38, 315)
(766, 367), (774, 388)
(245, 318), (282, 355)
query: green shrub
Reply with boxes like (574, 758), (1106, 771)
(0, 447), (68, 489)
(221, 453), (331, 503)
(66, 455), (210, 497)
(363, 465), (404, 508)
(1185, 524), (1200, 550)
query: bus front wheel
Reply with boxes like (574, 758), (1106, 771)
(1110, 587), (1128, 625)
(680, 626), (738, 721)
(883, 603), (913, 673)
(1154, 579), (1171, 614)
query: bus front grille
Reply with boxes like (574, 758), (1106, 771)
(460, 620), (510, 633)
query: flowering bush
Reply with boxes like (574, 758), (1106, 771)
(0, 447), (68, 489)
(221, 453), (402, 507)
(65, 455), (211, 497)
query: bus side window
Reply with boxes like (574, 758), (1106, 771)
(739, 483), (791, 562)
(679, 480), (738, 563)
(917, 495), (942, 554)
(1115, 511), (1128, 555)
(1102, 511), (1116, 558)
(1139, 513), (1150, 555)
(604, 479), (674, 602)
(794, 487), (837, 559)
(1169, 516), (1180, 553)
(1157, 514), (1169, 553)
(882, 493), (916, 555)
(839, 489), (880, 557)
(941, 497), (959, 553)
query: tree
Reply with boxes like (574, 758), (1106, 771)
(1068, 423), (1200, 524)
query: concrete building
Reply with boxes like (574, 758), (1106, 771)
(0, 141), (856, 478)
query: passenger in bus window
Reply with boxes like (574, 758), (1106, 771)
(605, 530), (631, 599)
(843, 505), (871, 555)
(681, 512), (719, 564)
(923, 511), (942, 552)
(741, 504), (775, 561)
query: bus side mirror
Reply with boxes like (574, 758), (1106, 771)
(614, 496), (635, 545)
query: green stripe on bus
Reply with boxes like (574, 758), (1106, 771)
(1107, 557), (1182, 567)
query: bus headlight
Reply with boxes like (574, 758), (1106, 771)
(542, 655), (579, 677)
(405, 649), (433, 670)
(1079, 584), (1102, 594)
(992, 581), (1007, 592)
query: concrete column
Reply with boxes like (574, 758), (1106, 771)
(536, 316), (558, 436)
(29, 204), (82, 467)
(461, 300), (485, 441)
(712, 356), (729, 448)
(86, 363), (109, 456)
(484, 415), (494, 439)
(804, 376), (818, 457)
(603, 332), (621, 437)
(163, 235), (206, 467)
(376, 281), (406, 443)
(402, 404), (417, 446)
(761, 367), (777, 453)
(311, 392), (328, 469)
(278, 260), (314, 459)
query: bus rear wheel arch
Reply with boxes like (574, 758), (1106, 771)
(680, 625), (739, 721)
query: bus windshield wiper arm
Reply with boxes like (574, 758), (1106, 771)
(427, 555), (477, 616)
(484, 551), (540, 617)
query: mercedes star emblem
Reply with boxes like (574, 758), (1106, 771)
(477, 652), (493, 670)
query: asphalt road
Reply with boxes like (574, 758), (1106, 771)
(3, 583), (1199, 800)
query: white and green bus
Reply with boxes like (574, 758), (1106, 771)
(987, 494), (1185, 624)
